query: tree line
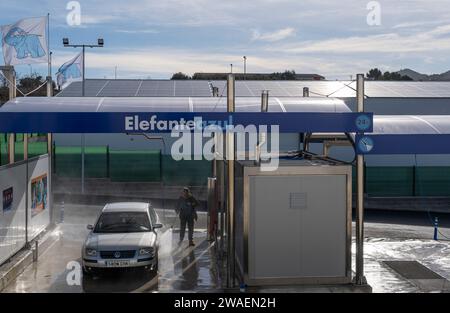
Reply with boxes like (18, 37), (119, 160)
(0, 73), (57, 105)
(171, 70), (299, 80)
(366, 68), (412, 81)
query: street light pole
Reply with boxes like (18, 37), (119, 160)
(82, 45), (85, 96)
(243, 56), (247, 79)
(62, 38), (104, 194)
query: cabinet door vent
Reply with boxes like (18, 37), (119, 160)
(290, 192), (307, 210)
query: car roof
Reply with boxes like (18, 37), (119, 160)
(102, 202), (150, 213)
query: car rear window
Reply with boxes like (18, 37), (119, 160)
(94, 212), (151, 233)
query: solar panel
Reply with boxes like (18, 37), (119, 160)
(97, 80), (142, 97)
(57, 79), (215, 97)
(57, 80), (108, 97)
(210, 80), (450, 98)
(56, 79), (450, 98)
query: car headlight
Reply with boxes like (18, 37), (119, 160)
(85, 248), (97, 256)
(139, 247), (154, 256)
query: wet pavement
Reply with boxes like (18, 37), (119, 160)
(2, 203), (450, 293)
(2, 204), (222, 293)
(361, 238), (450, 293)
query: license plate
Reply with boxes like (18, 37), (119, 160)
(106, 260), (130, 267)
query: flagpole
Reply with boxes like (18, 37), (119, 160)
(46, 13), (52, 97)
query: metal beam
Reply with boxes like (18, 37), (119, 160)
(8, 133), (15, 164)
(24, 134), (28, 160)
(322, 140), (352, 157)
(1, 66), (16, 100)
(255, 90), (269, 165)
(226, 74), (235, 288)
(355, 73), (367, 285)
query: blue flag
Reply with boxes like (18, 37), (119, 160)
(1, 16), (48, 65)
(56, 52), (83, 89)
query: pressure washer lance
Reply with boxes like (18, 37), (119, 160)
(170, 210), (178, 230)
(434, 217), (439, 241)
(60, 201), (65, 223)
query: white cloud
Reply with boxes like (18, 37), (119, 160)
(251, 27), (296, 42)
(392, 20), (446, 30)
(51, 47), (374, 80)
(81, 15), (120, 25)
(272, 24), (450, 54)
(115, 29), (160, 34)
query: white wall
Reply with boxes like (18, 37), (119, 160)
(0, 163), (27, 265)
(0, 155), (51, 265)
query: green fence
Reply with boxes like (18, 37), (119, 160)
(54, 146), (212, 185)
(415, 167), (450, 196)
(55, 146), (108, 178)
(28, 142), (48, 158)
(110, 150), (160, 182)
(0, 134), (48, 166)
(0, 135), (7, 166)
(363, 166), (450, 197)
(51, 145), (450, 193)
(162, 156), (212, 186)
(366, 167), (415, 197)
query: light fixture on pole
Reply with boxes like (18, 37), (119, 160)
(61, 37), (104, 96)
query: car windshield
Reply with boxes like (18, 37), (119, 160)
(94, 212), (151, 233)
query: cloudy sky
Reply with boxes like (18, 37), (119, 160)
(1, 0), (450, 80)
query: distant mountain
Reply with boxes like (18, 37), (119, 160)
(396, 68), (450, 81)
(396, 69), (429, 81)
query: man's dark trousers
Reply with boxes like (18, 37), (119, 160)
(180, 215), (194, 241)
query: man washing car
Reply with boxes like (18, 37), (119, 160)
(176, 187), (199, 246)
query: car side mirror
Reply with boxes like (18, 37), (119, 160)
(87, 224), (94, 230)
(153, 223), (163, 229)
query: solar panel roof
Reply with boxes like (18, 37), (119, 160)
(56, 79), (450, 98)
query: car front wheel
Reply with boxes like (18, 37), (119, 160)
(82, 266), (94, 277)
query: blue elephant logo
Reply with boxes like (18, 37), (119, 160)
(59, 63), (81, 80)
(4, 27), (46, 59)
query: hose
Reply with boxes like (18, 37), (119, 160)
(426, 209), (450, 241)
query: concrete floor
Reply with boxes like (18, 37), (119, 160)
(357, 220), (450, 293)
(2, 203), (450, 293)
(2, 204), (222, 293)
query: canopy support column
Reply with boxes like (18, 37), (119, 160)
(0, 66), (16, 100)
(226, 74), (235, 288)
(355, 73), (367, 285)
(8, 134), (15, 164)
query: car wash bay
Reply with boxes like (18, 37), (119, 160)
(0, 89), (372, 291)
(2, 203), (222, 293)
(2, 79), (450, 292)
(0, 133), (222, 292)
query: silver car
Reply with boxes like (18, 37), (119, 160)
(82, 202), (163, 275)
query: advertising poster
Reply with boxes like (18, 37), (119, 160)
(31, 173), (47, 217)
(2, 187), (13, 212)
